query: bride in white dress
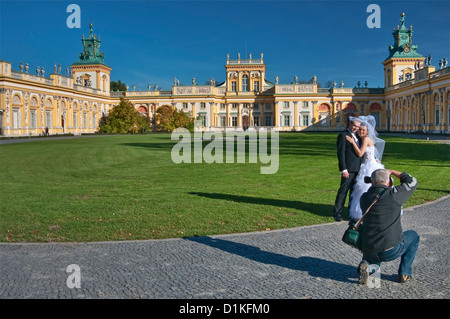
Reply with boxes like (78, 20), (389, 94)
(346, 115), (385, 222)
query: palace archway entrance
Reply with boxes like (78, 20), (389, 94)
(242, 115), (249, 129)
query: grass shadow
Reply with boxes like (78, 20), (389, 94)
(417, 187), (450, 194)
(121, 142), (175, 150)
(189, 192), (332, 218)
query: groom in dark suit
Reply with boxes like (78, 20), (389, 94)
(333, 117), (362, 221)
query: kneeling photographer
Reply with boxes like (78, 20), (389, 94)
(358, 168), (419, 284)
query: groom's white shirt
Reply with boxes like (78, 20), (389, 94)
(348, 128), (360, 147)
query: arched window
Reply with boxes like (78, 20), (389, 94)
(137, 105), (148, 118)
(319, 103), (330, 127)
(12, 95), (22, 129)
(73, 102), (78, 128)
(45, 99), (53, 129)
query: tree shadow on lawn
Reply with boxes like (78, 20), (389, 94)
(189, 192), (332, 218)
(185, 236), (359, 284)
(122, 142), (176, 149)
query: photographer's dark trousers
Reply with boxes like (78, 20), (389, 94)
(333, 172), (358, 220)
(363, 230), (420, 276)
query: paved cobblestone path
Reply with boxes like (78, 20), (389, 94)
(1, 195), (448, 299)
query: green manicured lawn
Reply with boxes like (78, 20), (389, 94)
(0, 133), (448, 242)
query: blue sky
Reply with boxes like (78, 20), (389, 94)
(1, 0), (449, 90)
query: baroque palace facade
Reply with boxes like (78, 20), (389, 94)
(0, 14), (449, 137)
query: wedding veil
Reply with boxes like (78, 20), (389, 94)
(349, 115), (385, 161)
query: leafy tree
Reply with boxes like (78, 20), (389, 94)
(155, 105), (194, 132)
(110, 80), (127, 91)
(99, 98), (149, 134)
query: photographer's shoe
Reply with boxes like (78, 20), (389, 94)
(358, 260), (369, 285)
(398, 274), (412, 283)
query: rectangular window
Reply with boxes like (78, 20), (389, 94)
(231, 82), (236, 92)
(265, 103), (271, 110)
(232, 103), (237, 109)
(253, 116), (260, 127)
(254, 81), (259, 92)
(284, 101), (289, 108)
(220, 103), (225, 109)
(231, 116), (238, 127)
(219, 116), (226, 127)
(242, 76), (248, 92)
(303, 101), (308, 108)
(46, 110), (52, 128)
(30, 110), (37, 129)
(83, 113), (87, 128)
(370, 112), (381, 129)
(253, 103), (259, 110)
(13, 109), (21, 129)
(284, 115), (290, 126)
(435, 108), (439, 125)
(183, 102), (188, 109)
(200, 102), (206, 109)
(265, 116), (272, 126)
(302, 114), (309, 126)
(200, 116), (206, 126)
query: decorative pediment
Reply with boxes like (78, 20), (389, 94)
(12, 95), (21, 105)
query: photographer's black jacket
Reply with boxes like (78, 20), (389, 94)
(360, 173), (418, 255)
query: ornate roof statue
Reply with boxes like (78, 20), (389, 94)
(72, 23), (109, 67)
(384, 13), (424, 61)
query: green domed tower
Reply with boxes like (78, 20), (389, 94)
(382, 13), (425, 87)
(70, 23), (111, 95)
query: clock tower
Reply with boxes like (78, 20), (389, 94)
(71, 23), (111, 95)
(382, 13), (425, 87)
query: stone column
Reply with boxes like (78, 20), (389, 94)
(293, 101), (298, 129)
(274, 101), (279, 127)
